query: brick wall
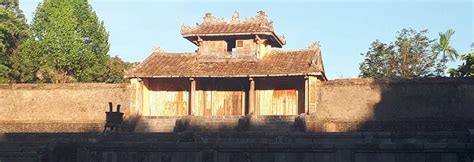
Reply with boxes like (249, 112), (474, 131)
(0, 83), (130, 132)
(1, 132), (473, 162)
(311, 78), (474, 132)
(0, 78), (473, 133)
(135, 115), (298, 132)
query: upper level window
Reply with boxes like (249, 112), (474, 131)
(237, 40), (243, 47)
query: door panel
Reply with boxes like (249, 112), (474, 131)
(150, 91), (188, 116)
(213, 91), (243, 116)
(258, 89), (298, 115)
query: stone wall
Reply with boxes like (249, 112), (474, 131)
(1, 132), (473, 162)
(0, 84), (130, 132)
(311, 78), (474, 132)
(135, 115), (298, 132)
(0, 78), (473, 133)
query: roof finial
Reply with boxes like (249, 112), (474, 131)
(202, 12), (225, 25)
(307, 41), (321, 50)
(203, 12), (213, 24)
(231, 10), (240, 23)
(152, 45), (165, 53)
(257, 10), (266, 17)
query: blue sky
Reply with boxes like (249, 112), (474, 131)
(20, 0), (473, 79)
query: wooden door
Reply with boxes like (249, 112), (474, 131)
(150, 91), (188, 116)
(258, 89), (298, 115)
(212, 91), (243, 116)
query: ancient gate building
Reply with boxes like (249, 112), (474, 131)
(126, 11), (326, 117)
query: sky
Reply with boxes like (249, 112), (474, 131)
(20, 0), (473, 79)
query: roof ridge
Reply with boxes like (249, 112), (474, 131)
(273, 48), (319, 53)
(152, 52), (196, 56)
(181, 10), (275, 35)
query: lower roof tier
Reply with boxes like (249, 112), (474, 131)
(126, 49), (326, 80)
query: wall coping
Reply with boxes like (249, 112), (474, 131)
(323, 77), (474, 86)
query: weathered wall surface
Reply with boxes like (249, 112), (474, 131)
(0, 84), (130, 132)
(1, 132), (473, 162)
(311, 78), (474, 132)
(0, 78), (473, 133)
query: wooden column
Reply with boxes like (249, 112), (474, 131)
(249, 78), (255, 115)
(189, 78), (196, 115)
(304, 76), (309, 114)
(137, 78), (143, 115)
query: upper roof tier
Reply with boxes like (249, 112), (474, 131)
(181, 10), (286, 48)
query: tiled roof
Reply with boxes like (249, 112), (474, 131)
(181, 23), (273, 35)
(180, 11), (286, 47)
(125, 49), (325, 78)
(181, 11), (276, 36)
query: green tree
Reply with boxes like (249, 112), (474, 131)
(100, 56), (136, 83)
(448, 51), (473, 77)
(432, 29), (458, 76)
(17, 0), (110, 83)
(69, 0), (110, 82)
(359, 40), (397, 78)
(0, 0), (29, 83)
(359, 29), (438, 78)
(448, 43), (474, 77)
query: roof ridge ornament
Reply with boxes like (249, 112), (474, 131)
(306, 41), (321, 50)
(202, 12), (225, 25)
(231, 10), (240, 23)
(278, 35), (286, 45)
(152, 46), (165, 53)
(244, 10), (274, 30)
(181, 10), (276, 35)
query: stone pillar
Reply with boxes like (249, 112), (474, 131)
(249, 78), (255, 115)
(304, 76), (309, 114)
(190, 78), (196, 115)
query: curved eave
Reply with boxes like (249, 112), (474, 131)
(182, 31), (285, 48)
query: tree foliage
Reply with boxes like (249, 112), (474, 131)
(16, 0), (110, 83)
(95, 56), (137, 83)
(448, 52), (473, 77)
(432, 29), (458, 76)
(0, 0), (29, 83)
(358, 40), (397, 78)
(0, 0), (136, 83)
(359, 29), (443, 78)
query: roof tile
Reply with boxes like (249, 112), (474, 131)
(126, 50), (324, 78)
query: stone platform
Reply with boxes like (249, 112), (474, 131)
(1, 131), (473, 162)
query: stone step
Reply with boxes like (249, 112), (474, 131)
(0, 151), (38, 158)
(135, 118), (297, 132)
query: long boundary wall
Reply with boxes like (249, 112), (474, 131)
(310, 78), (474, 132)
(0, 78), (473, 133)
(0, 84), (130, 132)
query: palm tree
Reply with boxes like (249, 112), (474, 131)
(433, 29), (459, 76)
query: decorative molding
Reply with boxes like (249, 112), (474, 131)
(231, 10), (240, 23)
(202, 12), (225, 25)
(306, 41), (321, 50)
(243, 10), (274, 30)
(278, 35), (286, 45)
(152, 46), (165, 53)
(254, 35), (265, 44)
(307, 41), (322, 69)
(181, 10), (275, 35)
